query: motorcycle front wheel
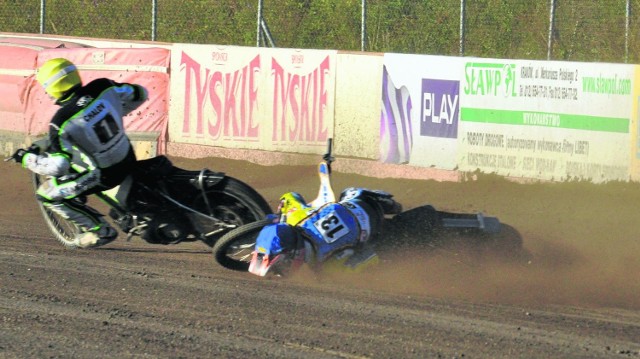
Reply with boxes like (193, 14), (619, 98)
(32, 173), (82, 249)
(211, 218), (272, 271)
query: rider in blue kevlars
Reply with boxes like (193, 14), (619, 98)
(7, 58), (148, 248)
(248, 188), (389, 277)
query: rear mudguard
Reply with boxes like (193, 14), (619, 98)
(437, 211), (502, 234)
(188, 168), (225, 190)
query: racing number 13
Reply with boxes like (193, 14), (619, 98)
(314, 211), (349, 243)
(322, 215), (344, 238)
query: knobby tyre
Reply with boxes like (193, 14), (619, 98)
(212, 218), (272, 271)
(32, 172), (82, 249)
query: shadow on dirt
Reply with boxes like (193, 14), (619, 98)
(378, 205), (532, 264)
(97, 246), (211, 255)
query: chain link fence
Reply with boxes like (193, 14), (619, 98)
(1, 0), (638, 63)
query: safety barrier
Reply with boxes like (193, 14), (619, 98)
(1, 32), (638, 183)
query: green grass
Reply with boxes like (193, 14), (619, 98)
(1, 0), (638, 63)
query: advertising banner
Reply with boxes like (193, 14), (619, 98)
(381, 53), (464, 169)
(629, 66), (640, 181)
(459, 59), (634, 182)
(169, 44), (336, 154)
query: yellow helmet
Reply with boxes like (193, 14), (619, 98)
(36, 58), (81, 100)
(279, 192), (311, 225)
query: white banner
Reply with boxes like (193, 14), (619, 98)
(381, 53), (464, 169)
(169, 44), (336, 154)
(459, 59), (634, 182)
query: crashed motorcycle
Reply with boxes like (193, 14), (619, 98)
(212, 138), (503, 276)
(7, 140), (273, 249)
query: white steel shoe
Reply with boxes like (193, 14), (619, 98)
(73, 226), (118, 248)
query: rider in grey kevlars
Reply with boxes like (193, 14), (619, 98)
(11, 58), (148, 248)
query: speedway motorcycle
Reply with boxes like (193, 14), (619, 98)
(7, 139), (273, 249)
(212, 138), (503, 275)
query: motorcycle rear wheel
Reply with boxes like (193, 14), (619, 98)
(211, 218), (272, 271)
(189, 177), (272, 247)
(32, 173), (82, 249)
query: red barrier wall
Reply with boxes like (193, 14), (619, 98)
(0, 38), (90, 132)
(0, 37), (170, 152)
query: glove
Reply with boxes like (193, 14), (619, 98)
(5, 145), (39, 164)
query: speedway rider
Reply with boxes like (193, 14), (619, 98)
(249, 189), (388, 276)
(7, 58), (147, 248)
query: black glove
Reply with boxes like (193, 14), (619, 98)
(5, 145), (39, 164)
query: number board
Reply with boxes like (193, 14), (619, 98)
(92, 114), (121, 144)
(312, 210), (349, 243)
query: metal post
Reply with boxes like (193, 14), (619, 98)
(361, 0), (367, 51)
(459, 0), (465, 56)
(261, 18), (276, 47)
(151, 0), (158, 41)
(40, 0), (45, 34)
(257, 0), (263, 47)
(625, 0), (630, 63)
(547, 0), (556, 60)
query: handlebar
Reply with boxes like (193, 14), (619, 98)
(4, 142), (45, 163)
(323, 138), (335, 171)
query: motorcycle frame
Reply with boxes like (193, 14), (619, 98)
(95, 168), (238, 240)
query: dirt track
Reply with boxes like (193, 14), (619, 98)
(1, 156), (639, 358)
